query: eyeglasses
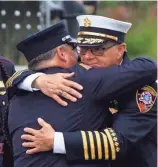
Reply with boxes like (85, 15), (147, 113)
(77, 42), (118, 56)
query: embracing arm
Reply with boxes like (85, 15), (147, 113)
(62, 83), (157, 161)
(21, 91), (157, 161)
(6, 57), (156, 105)
(6, 70), (83, 106)
(62, 86), (157, 161)
(89, 57), (157, 101)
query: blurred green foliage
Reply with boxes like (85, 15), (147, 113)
(126, 18), (157, 60)
(98, 1), (157, 60)
(102, 1), (156, 9)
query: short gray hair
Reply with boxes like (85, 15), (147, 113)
(28, 48), (56, 71)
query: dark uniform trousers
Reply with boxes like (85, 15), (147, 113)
(7, 56), (157, 167)
(0, 56), (15, 167)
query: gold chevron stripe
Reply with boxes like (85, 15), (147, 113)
(6, 71), (23, 87)
(6, 71), (19, 87)
(6, 70), (29, 88)
(88, 131), (95, 159)
(7, 71), (23, 87)
(94, 131), (102, 159)
(81, 131), (89, 160)
(101, 132), (109, 160)
(104, 129), (116, 160)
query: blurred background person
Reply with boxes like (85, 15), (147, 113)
(0, 56), (15, 167)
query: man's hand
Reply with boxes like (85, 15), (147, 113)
(32, 72), (83, 106)
(21, 118), (55, 154)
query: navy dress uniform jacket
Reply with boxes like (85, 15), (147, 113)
(60, 56), (157, 167)
(111, 56), (157, 167)
(7, 57), (157, 167)
(0, 56), (15, 167)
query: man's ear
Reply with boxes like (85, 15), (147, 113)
(117, 43), (126, 59)
(56, 46), (66, 62)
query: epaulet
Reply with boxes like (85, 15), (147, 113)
(6, 69), (30, 88)
(79, 63), (91, 70)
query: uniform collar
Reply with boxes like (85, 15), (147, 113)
(121, 52), (130, 65)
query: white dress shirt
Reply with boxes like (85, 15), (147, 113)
(18, 73), (43, 91)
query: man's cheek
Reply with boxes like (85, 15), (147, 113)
(81, 58), (87, 64)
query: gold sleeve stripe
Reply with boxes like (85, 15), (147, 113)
(6, 71), (22, 87)
(88, 131), (95, 159)
(0, 91), (6, 95)
(101, 132), (109, 160)
(94, 131), (102, 159)
(6, 70), (29, 88)
(6, 71), (19, 87)
(81, 131), (89, 160)
(0, 81), (5, 88)
(9, 70), (29, 84)
(104, 129), (116, 160)
(6, 71), (23, 87)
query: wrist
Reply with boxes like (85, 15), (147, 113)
(32, 74), (46, 89)
(48, 135), (54, 151)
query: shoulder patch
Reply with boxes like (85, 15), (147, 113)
(79, 63), (91, 70)
(136, 85), (157, 113)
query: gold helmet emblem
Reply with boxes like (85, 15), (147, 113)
(84, 17), (91, 27)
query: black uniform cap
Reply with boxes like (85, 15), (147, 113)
(17, 21), (76, 62)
